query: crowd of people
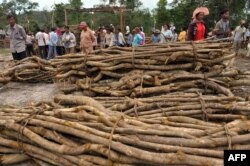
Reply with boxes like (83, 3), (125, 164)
(5, 14), (78, 60)
(4, 8), (250, 61)
(149, 9), (230, 43)
(151, 8), (249, 56)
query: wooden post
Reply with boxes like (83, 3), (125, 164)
(64, 8), (68, 26)
(123, 12), (126, 33)
(120, 7), (123, 32)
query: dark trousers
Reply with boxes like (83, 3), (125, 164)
(26, 44), (35, 57)
(45, 45), (49, 56)
(56, 46), (64, 56)
(39, 46), (47, 59)
(0, 35), (5, 39)
(12, 51), (27, 60)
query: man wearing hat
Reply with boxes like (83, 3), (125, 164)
(151, 29), (161, 44)
(187, 8), (208, 41)
(233, 20), (246, 54)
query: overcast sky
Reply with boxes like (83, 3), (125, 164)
(0, 0), (174, 11)
(31, 0), (164, 11)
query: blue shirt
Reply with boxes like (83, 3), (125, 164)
(127, 33), (133, 45)
(151, 34), (160, 43)
(48, 31), (58, 46)
(132, 34), (142, 46)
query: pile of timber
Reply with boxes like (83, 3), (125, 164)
(1, 41), (250, 97)
(0, 56), (55, 84)
(96, 92), (250, 121)
(0, 95), (249, 166)
(51, 41), (250, 97)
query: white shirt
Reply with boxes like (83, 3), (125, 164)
(43, 33), (49, 45)
(35, 32), (45, 46)
(246, 29), (250, 37)
(92, 31), (97, 46)
(234, 26), (246, 41)
(126, 26), (130, 34)
(126, 26), (130, 32)
(62, 32), (76, 48)
(26, 35), (34, 44)
(105, 33), (111, 46)
(110, 32), (116, 47)
(118, 32), (126, 45)
(160, 30), (173, 43)
(0, 29), (5, 35)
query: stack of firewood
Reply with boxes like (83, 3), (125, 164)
(0, 95), (249, 166)
(51, 41), (250, 98)
(0, 56), (55, 84)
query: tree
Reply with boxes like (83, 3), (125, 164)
(54, 3), (69, 27)
(155, 0), (170, 27)
(101, 0), (142, 10)
(167, 0), (198, 31)
(125, 8), (153, 32)
(123, 0), (142, 10)
(0, 0), (38, 15)
(67, 0), (83, 25)
(69, 0), (83, 9)
(0, 0), (39, 30)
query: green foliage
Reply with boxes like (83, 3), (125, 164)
(1, 0), (38, 14)
(124, 8), (153, 32)
(69, 0), (83, 9)
(54, 3), (67, 27)
(101, 0), (142, 10)
(166, 0), (198, 31)
(123, 0), (142, 10)
(0, 0), (39, 31)
(28, 20), (40, 32)
(155, 0), (170, 27)
(67, 0), (83, 25)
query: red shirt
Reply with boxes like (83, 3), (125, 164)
(195, 22), (206, 41)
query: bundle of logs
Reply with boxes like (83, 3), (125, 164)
(0, 56), (55, 84)
(0, 95), (249, 166)
(50, 41), (250, 98)
(95, 92), (250, 121)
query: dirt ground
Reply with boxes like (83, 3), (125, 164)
(0, 54), (60, 106)
(0, 49), (250, 106)
(232, 52), (250, 99)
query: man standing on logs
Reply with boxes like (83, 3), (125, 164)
(7, 14), (27, 60)
(62, 26), (76, 54)
(213, 9), (230, 39)
(79, 22), (95, 54)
